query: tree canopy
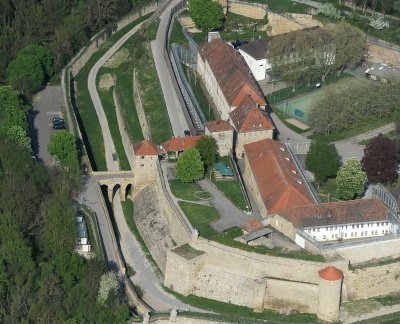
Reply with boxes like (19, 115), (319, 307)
(176, 147), (205, 183)
(0, 140), (129, 323)
(189, 0), (224, 31)
(336, 158), (367, 200)
(305, 141), (341, 183)
(361, 134), (398, 184)
(196, 136), (218, 167)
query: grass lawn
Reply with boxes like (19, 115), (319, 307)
(231, 0), (312, 14)
(213, 227), (325, 262)
(309, 114), (395, 143)
(121, 199), (161, 276)
(343, 299), (382, 317)
(178, 201), (219, 239)
(183, 65), (215, 121)
(163, 287), (319, 323)
(219, 12), (267, 42)
(357, 311), (400, 323)
(169, 18), (188, 46)
(169, 179), (211, 201)
(316, 178), (340, 203)
(81, 205), (103, 261)
(74, 13), (151, 171)
(96, 69), (130, 170)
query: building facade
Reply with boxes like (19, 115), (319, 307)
(205, 119), (234, 156)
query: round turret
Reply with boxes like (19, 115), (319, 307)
(317, 266), (343, 322)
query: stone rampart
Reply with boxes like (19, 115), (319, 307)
(350, 261), (400, 299)
(227, 1), (267, 20)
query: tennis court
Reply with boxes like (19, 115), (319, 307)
(275, 77), (362, 123)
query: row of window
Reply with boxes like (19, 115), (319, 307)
(320, 229), (389, 240)
(307, 221), (389, 233)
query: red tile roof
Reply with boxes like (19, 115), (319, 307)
(279, 198), (390, 228)
(230, 105), (274, 132)
(240, 219), (264, 233)
(199, 39), (266, 108)
(318, 266), (343, 281)
(133, 140), (159, 156)
(205, 119), (234, 132)
(244, 139), (314, 213)
(161, 136), (204, 152)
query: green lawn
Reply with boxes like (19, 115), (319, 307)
(316, 178), (340, 203)
(74, 13), (151, 171)
(357, 311), (400, 323)
(163, 287), (319, 323)
(81, 205), (103, 261)
(169, 179), (211, 201)
(96, 69), (130, 170)
(183, 65), (215, 121)
(169, 18), (188, 46)
(178, 201), (219, 239)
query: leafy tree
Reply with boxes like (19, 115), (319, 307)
(361, 134), (398, 184)
(189, 0), (224, 31)
(6, 126), (31, 150)
(0, 86), (29, 143)
(305, 141), (341, 183)
(317, 3), (343, 20)
(336, 158), (367, 200)
(48, 131), (79, 171)
(176, 147), (204, 183)
(196, 136), (218, 167)
(97, 271), (119, 304)
(7, 52), (44, 95)
(19, 44), (54, 80)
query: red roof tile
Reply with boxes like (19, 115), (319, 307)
(161, 136), (204, 152)
(230, 106), (274, 132)
(240, 219), (264, 233)
(318, 266), (343, 281)
(206, 119), (234, 132)
(199, 39), (266, 108)
(244, 139), (314, 213)
(279, 199), (390, 228)
(133, 140), (159, 156)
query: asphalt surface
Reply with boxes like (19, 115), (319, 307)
(30, 86), (65, 166)
(150, 0), (190, 137)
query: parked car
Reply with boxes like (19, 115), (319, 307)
(184, 130), (191, 137)
(53, 116), (64, 124)
(53, 122), (66, 130)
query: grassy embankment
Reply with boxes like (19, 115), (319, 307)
(178, 201), (325, 262)
(74, 14), (151, 171)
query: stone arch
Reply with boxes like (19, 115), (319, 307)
(125, 183), (132, 201)
(111, 183), (121, 202)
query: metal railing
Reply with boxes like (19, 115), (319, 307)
(285, 141), (321, 203)
(170, 44), (205, 129)
(370, 184), (400, 217)
(229, 153), (252, 213)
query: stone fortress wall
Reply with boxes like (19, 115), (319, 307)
(131, 160), (400, 319)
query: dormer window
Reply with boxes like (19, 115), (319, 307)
(296, 180), (303, 184)
(285, 157), (290, 161)
(280, 147), (285, 152)
(259, 123), (262, 127)
(252, 123), (255, 128)
(291, 170), (297, 174)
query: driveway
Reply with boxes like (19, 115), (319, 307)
(30, 85), (65, 166)
(151, 0), (190, 137)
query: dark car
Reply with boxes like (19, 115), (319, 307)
(53, 122), (66, 130)
(53, 116), (64, 124)
(184, 130), (191, 137)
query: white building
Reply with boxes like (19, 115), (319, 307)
(272, 198), (393, 243)
(238, 38), (271, 81)
(76, 215), (91, 252)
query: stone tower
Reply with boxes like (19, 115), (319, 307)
(317, 266), (343, 322)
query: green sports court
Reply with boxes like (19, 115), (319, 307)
(274, 77), (363, 123)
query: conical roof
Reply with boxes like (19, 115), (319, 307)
(318, 266), (343, 281)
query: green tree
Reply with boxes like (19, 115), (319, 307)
(0, 86), (29, 146)
(19, 44), (54, 80)
(7, 51), (44, 95)
(176, 147), (204, 183)
(189, 0), (224, 31)
(305, 141), (341, 183)
(336, 158), (367, 200)
(48, 131), (79, 171)
(196, 136), (217, 167)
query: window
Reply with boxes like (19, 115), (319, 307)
(361, 224), (364, 228)
(377, 222), (380, 227)
(313, 228), (316, 232)
(386, 222), (389, 226)
(323, 235), (326, 240)
(140, 164), (144, 167)
(361, 232), (364, 236)
(331, 234), (334, 239)
(352, 225), (355, 229)
(355, 232), (357, 237)
(330, 227), (333, 231)
(141, 156), (144, 159)
(382, 230), (385, 234)
(317, 228), (320, 232)
(351, 232), (354, 237)
(326, 227), (328, 231)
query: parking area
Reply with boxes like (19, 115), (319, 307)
(29, 85), (65, 166)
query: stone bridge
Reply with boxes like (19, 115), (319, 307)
(91, 171), (134, 202)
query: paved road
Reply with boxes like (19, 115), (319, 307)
(198, 179), (261, 232)
(30, 86), (65, 166)
(270, 112), (308, 142)
(87, 22), (146, 172)
(151, 0), (190, 137)
(334, 123), (395, 162)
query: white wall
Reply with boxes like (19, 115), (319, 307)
(238, 49), (270, 81)
(304, 220), (391, 241)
